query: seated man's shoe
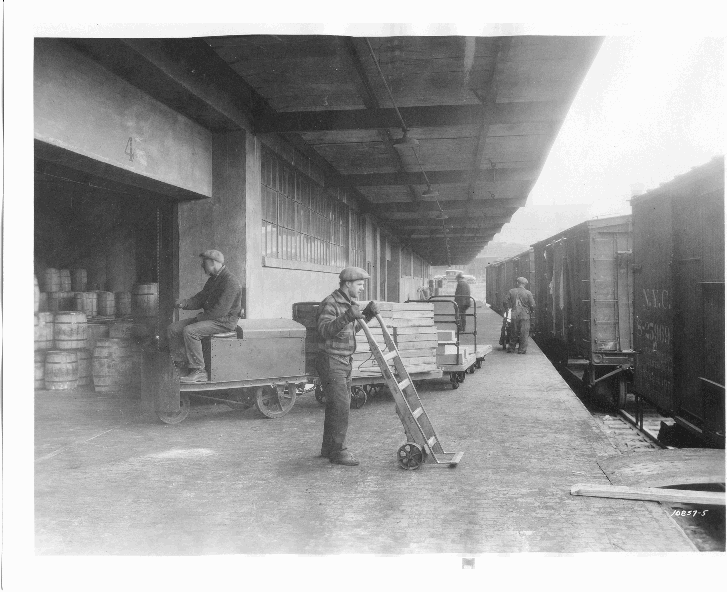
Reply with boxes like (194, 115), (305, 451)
(329, 450), (359, 466)
(180, 368), (208, 383)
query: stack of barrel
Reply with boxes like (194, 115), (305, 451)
(35, 269), (160, 395)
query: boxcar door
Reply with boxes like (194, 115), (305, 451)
(632, 197), (674, 412)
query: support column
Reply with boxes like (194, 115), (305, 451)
(245, 133), (263, 318)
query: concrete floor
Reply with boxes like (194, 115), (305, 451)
(34, 307), (697, 555)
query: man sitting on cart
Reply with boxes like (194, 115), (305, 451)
(316, 267), (379, 466)
(167, 249), (242, 383)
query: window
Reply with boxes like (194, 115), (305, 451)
(262, 147), (349, 268)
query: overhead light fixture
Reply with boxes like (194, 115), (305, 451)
(422, 185), (439, 199)
(393, 130), (419, 151)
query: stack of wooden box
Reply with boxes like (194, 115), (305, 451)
(353, 301), (438, 377)
(294, 301), (439, 378)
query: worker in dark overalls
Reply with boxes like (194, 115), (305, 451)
(167, 249), (242, 382)
(316, 267), (379, 466)
(454, 272), (471, 332)
(507, 277), (535, 354)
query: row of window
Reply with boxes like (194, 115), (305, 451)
(261, 145), (430, 279)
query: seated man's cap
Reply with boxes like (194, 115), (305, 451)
(339, 266), (370, 281)
(199, 249), (224, 264)
(516, 276), (528, 285)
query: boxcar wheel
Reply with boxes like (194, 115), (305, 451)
(255, 384), (297, 418)
(157, 393), (190, 425)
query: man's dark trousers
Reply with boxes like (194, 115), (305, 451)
(316, 352), (352, 455)
(510, 317), (530, 353)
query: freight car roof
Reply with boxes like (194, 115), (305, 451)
(530, 213), (632, 248)
(630, 156), (724, 206)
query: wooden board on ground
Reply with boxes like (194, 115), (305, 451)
(596, 449), (725, 488)
(570, 483), (726, 506)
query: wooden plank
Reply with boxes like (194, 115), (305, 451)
(389, 319), (437, 327)
(596, 449), (725, 488)
(391, 302), (433, 311)
(391, 311), (434, 319)
(393, 326), (438, 335)
(570, 484), (726, 506)
(395, 340), (439, 349)
(399, 355), (437, 365)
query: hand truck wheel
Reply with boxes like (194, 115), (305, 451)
(397, 442), (424, 470)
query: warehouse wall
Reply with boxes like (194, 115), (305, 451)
(178, 132), (247, 320)
(34, 39), (213, 198)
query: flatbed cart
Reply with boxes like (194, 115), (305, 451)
(141, 319), (310, 424)
(358, 314), (463, 470)
(409, 297), (492, 388)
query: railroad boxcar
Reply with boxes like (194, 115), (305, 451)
(631, 156), (724, 447)
(532, 215), (635, 403)
(485, 261), (503, 314)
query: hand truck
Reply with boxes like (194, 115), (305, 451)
(357, 314), (464, 470)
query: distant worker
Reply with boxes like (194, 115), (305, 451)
(507, 277), (535, 354)
(316, 267), (379, 466)
(167, 250), (242, 383)
(454, 271), (471, 332)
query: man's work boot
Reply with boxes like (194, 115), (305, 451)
(180, 368), (208, 383)
(329, 450), (359, 466)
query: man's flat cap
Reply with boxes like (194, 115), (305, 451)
(456, 272), (465, 278)
(199, 249), (224, 264)
(516, 276), (528, 285)
(339, 266), (370, 281)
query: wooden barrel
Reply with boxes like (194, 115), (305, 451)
(92, 338), (133, 393)
(43, 268), (60, 292)
(34, 275), (40, 313)
(115, 291), (132, 317)
(44, 350), (78, 390)
(59, 269), (72, 292)
(97, 291), (115, 317)
(38, 292), (48, 312)
(47, 291), (75, 312)
(54, 311), (88, 350)
(132, 283), (159, 318)
(35, 350), (46, 388)
(72, 268), (88, 292)
(34, 312), (54, 350)
(86, 322), (110, 353)
(75, 349), (92, 387)
(74, 292), (98, 318)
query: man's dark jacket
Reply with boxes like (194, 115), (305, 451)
(454, 278), (471, 311)
(182, 266), (242, 329)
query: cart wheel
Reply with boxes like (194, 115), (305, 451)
(314, 383), (326, 405)
(363, 384), (377, 399)
(350, 386), (367, 409)
(475, 359), (482, 370)
(157, 393), (190, 425)
(450, 375), (459, 389)
(457, 371), (466, 383)
(466, 365), (476, 374)
(397, 442), (424, 470)
(255, 384), (297, 418)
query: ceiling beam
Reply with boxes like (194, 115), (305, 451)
(255, 101), (567, 133)
(326, 167), (538, 188)
(387, 216), (510, 228)
(373, 198), (525, 213)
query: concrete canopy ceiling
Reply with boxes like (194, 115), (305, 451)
(68, 34), (602, 266)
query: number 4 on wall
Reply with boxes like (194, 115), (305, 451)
(125, 137), (134, 162)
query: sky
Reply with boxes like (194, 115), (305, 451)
(491, 35), (725, 247)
